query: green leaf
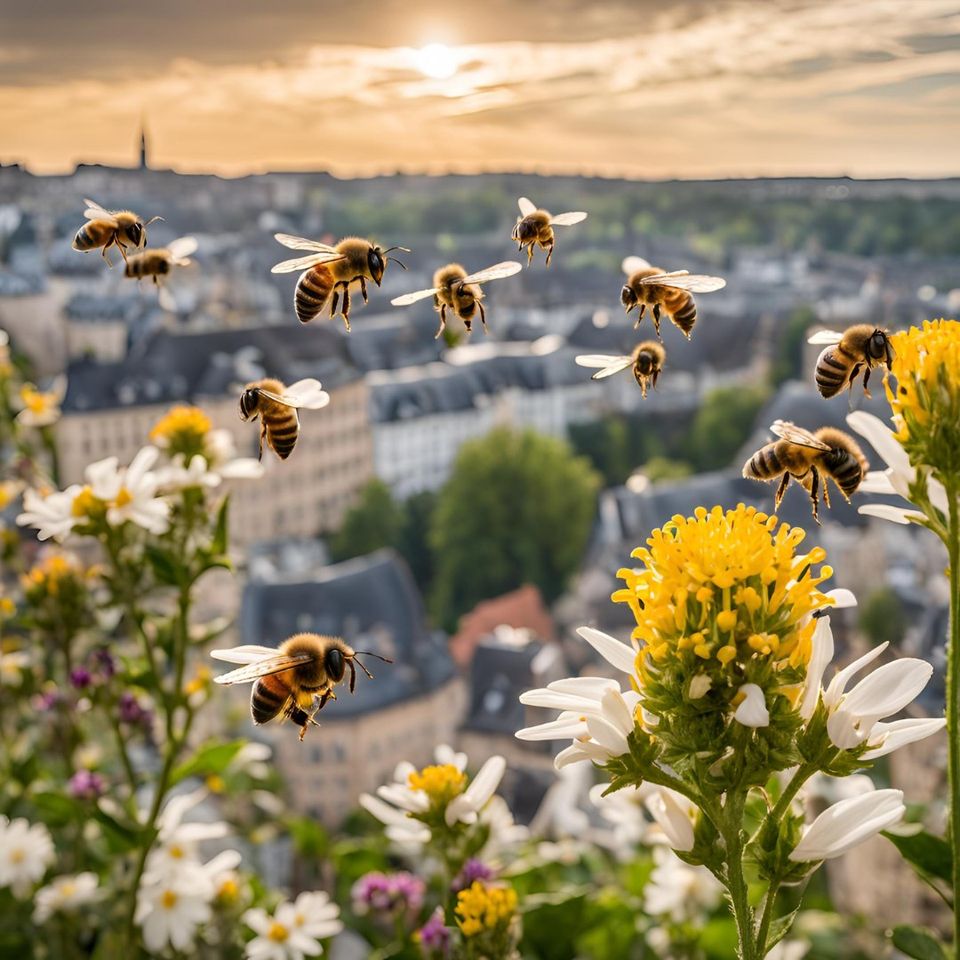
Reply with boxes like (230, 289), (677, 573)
(891, 924), (947, 960)
(170, 739), (246, 786)
(30, 791), (83, 825)
(764, 905), (802, 953)
(145, 545), (181, 586)
(884, 830), (953, 886)
(211, 496), (230, 556)
(92, 806), (142, 854)
(286, 816), (329, 858)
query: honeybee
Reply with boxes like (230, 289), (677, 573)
(742, 420), (869, 522)
(511, 197), (587, 266)
(808, 325), (894, 399)
(271, 234), (409, 331)
(620, 257), (726, 340)
(212, 634), (392, 740)
(391, 261), (522, 338)
(124, 236), (197, 284)
(72, 198), (162, 266)
(238, 378), (330, 461)
(575, 341), (666, 398)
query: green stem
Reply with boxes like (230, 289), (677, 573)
(754, 880), (781, 957)
(755, 763), (815, 845)
(722, 791), (756, 960)
(945, 480), (960, 952)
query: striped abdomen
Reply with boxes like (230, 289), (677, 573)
(251, 673), (293, 724)
(294, 265), (334, 324)
(663, 288), (697, 336)
(825, 450), (863, 497)
(73, 219), (115, 252)
(263, 407), (300, 460)
(815, 346), (855, 398)
(125, 254), (169, 279)
(745, 442), (786, 480)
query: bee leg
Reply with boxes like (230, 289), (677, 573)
(544, 242), (554, 267)
(298, 714), (321, 742)
(862, 366), (872, 399)
(526, 244), (534, 265)
(101, 241), (114, 269)
(652, 305), (662, 340)
(773, 473), (790, 511)
(258, 421), (266, 462)
(330, 285), (341, 318)
(342, 286), (352, 332)
(633, 303), (646, 330)
(478, 301), (488, 334)
(821, 471), (832, 509)
(652, 369), (660, 389)
(117, 240), (130, 265)
(359, 276), (369, 304)
(809, 469), (821, 524)
(435, 304), (447, 340)
(348, 660), (357, 693)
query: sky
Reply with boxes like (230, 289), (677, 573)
(1, 0), (959, 179)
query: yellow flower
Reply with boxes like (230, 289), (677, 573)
(22, 553), (86, 596)
(185, 665), (213, 697)
(0, 597), (14, 618)
(0, 482), (20, 511)
(408, 763), (466, 809)
(614, 505), (832, 676)
(150, 405), (213, 459)
(886, 318), (960, 472)
(455, 881), (518, 938)
(17, 383), (62, 426)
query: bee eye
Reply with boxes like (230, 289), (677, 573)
(129, 222), (143, 245)
(620, 285), (635, 306)
(325, 647), (345, 681)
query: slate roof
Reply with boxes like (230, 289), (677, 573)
(461, 639), (540, 736)
(240, 549), (456, 717)
(63, 323), (359, 412)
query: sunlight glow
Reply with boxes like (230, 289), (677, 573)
(413, 43), (457, 80)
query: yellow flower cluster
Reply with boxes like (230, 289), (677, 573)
(408, 763), (466, 809)
(21, 553), (89, 596)
(886, 318), (960, 466)
(614, 504), (833, 678)
(19, 384), (59, 419)
(149, 405), (213, 459)
(455, 881), (518, 938)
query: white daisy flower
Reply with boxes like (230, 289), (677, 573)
(142, 789), (230, 881)
(33, 872), (99, 924)
(288, 890), (343, 940)
(789, 788), (905, 862)
(243, 901), (328, 960)
(86, 447), (170, 534)
(0, 816), (55, 897)
(644, 788), (699, 853)
(17, 486), (83, 542)
(135, 865), (214, 954)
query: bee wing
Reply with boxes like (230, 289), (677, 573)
(807, 330), (844, 345)
(770, 420), (831, 450)
(274, 233), (339, 253)
(576, 354), (633, 379)
(549, 211), (587, 227)
(83, 198), (118, 224)
(280, 378), (331, 410)
(211, 644), (281, 664)
(622, 256), (652, 275)
(213, 653), (316, 685)
(167, 236), (198, 260)
(638, 273), (726, 293)
(391, 287), (439, 306)
(271, 252), (347, 274)
(518, 196), (537, 217)
(461, 261), (523, 285)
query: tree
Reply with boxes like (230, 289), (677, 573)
(329, 479), (403, 563)
(685, 384), (770, 472)
(429, 428), (601, 631)
(396, 490), (437, 598)
(859, 587), (907, 648)
(772, 304), (817, 385)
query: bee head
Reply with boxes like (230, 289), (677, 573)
(369, 245), (409, 285)
(239, 388), (259, 421)
(621, 284), (638, 311)
(324, 646), (346, 683)
(513, 218), (536, 245)
(127, 221), (144, 247)
(869, 329), (893, 366)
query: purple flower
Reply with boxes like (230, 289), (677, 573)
(93, 649), (117, 680)
(118, 692), (151, 729)
(69, 769), (104, 801)
(69, 667), (92, 689)
(34, 690), (61, 712)
(452, 858), (495, 892)
(416, 908), (452, 958)
(351, 871), (425, 919)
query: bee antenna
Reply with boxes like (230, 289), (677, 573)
(387, 257), (408, 270)
(145, 216), (164, 226)
(351, 650), (393, 680)
(383, 246), (411, 254)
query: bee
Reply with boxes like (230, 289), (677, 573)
(124, 236), (197, 284)
(620, 256), (726, 340)
(271, 234), (409, 331)
(808, 325), (894, 399)
(391, 261), (522, 338)
(742, 420), (869, 523)
(212, 634), (392, 741)
(575, 341), (666, 398)
(511, 197), (587, 266)
(72, 198), (162, 266)
(238, 378), (331, 461)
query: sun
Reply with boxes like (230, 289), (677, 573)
(413, 43), (458, 80)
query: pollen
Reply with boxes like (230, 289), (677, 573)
(71, 486), (101, 518)
(149, 405), (213, 459)
(161, 889), (178, 909)
(408, 763), (467, 808)
(114, 487), (134, 508)
(267, 921), (289, 942)
(455, 881), (518, 938)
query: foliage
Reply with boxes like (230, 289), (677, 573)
(772, 305), (818, 386)
(330, 479), (404, 563)
(428, 428), (601, 630)
(859, 587), (908, 648)
(686, 383), (770, 471)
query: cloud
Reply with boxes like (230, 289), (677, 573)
(1, 0), (958, 177)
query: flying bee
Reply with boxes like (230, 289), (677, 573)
(808, 325), (894, 399)
(742, 420), (869, 523)
(212, 634), (392, 741)
(271, 234), (409, 331)
(511, 197), (587, 267)
(238, 378), (330, 461)
(620, 257), (726, 340)
(575, 341), (666, 398)
(391, 261), (522, 339)
(124, 236), (197, 285)
(72, 198), (162, 266)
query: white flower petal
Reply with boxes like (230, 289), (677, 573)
(576, 627), (637, 677)
(823, 643), (888, 709)
(861, 717), (947, 760)
(800, 616), (835, 720)
(858, 504), (925, 525)
(733, 684), (770, 728)
(789, 789), (904, 861)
